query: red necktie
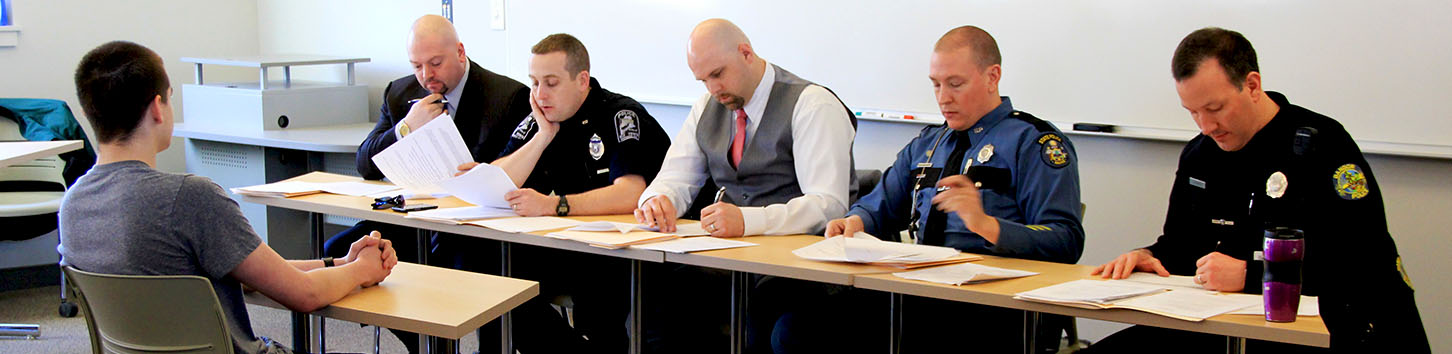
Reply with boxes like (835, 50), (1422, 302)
(731, 109), (748, 168)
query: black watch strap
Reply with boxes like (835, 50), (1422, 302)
(322, 257), (335, 267)
(556, 195), (570, 216)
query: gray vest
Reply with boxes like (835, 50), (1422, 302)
(697, 64), (858, 207)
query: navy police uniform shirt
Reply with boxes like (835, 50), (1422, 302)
(1144, 92), (1428, 351)
(848, 97), (1084, 264)
(500, 77), (670, 194)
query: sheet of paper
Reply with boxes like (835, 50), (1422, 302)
(794, 234), (961, 264)
(437, 162), (517, 209)
(893, 262), (1039, 285)
(546, 230), (679, 249)
(404, 206), (515, 221)
(1014, 279), (1169, 305)
(1122, 273), (1202, 290)
(567, 221), (712, 236)
(1116, 290), (1263, 321)
(370, 114), (474, 195)
(316, 181), (400, 197)
(231, 181), (323, 196)
(1225, 295), (1320, 316)
(669, 223), (711, 237)
(467, 216), (583, 233)
(630, 237), (758, 253)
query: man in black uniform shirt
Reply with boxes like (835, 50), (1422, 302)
(1087, 27), (1429, 353)
(454, 33), (669, 353)
(322, 14), (531, 353)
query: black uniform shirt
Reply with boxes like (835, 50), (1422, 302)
(499, 78), (670, 195)
(1145, 91), (1427, 351)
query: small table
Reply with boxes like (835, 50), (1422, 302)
(852, 255), (1330, 353)
(0, 140), (82, 168)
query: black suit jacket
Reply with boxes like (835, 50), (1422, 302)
(356, 60), (532, 179)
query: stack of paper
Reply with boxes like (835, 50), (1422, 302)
(567, 221), (710, 236)
(629, 237), (758, 253)
(369, 115), (517, 207)
(546, 230), (681, 249)
(1014, 279), (1262, 322)
(893, 262), (1038, 285)
(793, 232), (981, 269)
(404, 206), (515, 224)
(232, 181), (400, 198)
(467, 216), (584, 233)
(1225, 295), (1320, 317)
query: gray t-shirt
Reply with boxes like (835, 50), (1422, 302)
(59, 160), (267, 354)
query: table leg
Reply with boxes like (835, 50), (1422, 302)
(414, 229), (438, 354)
(729, 271), (749, 354)
(291, 312), (309, 353)
(629, 259), (644, 354)
(1226, 336), (1245, 354)
(888, 293), (903, 354)
(311, 212), (326, 353)
(500, 242), (514, 354)
(1023, 310), (1040, 354)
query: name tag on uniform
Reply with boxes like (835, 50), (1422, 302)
(1188, 177), (1206, 189)
(596, 168), (610, 175)
(913, 167), (943, 189)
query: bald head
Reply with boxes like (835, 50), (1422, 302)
(409, 14), (460, 49)
(935, 25), (1001, 69)
(688, 18), (752, 60)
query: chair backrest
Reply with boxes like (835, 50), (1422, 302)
(62, 266), (235, 354)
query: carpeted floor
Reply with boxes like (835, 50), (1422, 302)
(0, 285), (480, 353)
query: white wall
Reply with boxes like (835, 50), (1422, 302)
(0, 0), (259, 267)
(247, 1), (1446, 350)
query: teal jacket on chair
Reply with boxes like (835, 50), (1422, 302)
(0, 98), (96, 186)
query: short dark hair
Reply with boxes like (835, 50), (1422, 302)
(1171, 27), (1259, 88)
(74, 41), (170, 143)
(531, 33), (590, 77)
(935, 25), (1001, 69)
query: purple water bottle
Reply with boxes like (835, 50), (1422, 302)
(1262, 227), (1304, 322)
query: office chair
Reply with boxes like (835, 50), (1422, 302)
(63, 266), (236, 354)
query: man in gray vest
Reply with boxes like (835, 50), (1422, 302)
(635, 18), (856, 238)
(634, 18), (860, 353)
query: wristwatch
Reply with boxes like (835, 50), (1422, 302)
(321, 257), (335, 267)
(396, 121), (412, 137)
(556, 194), (570, 216)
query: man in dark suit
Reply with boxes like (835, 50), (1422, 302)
(325, 14), (530, 354)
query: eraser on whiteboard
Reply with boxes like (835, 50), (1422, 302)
(1073, 123), (1117, 133)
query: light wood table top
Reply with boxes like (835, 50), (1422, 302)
(239, 172), (666, 262)
(665, 235), (907, 285)
(853, 255), (1330, 348)
(0, 140), (82, 168)
(245, 262), (538, 339)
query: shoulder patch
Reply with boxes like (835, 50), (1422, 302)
(1010, 111), (1055, 133)
(1333, 163), (1368, 200)
(614, 110), (640, 142)
(511, 116), (536, 140)
(1037, 132), (1070, 168)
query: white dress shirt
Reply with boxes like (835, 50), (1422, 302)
(639, 62), (856, 236)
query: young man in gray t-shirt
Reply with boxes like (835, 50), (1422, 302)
(60, 41), (398, 354)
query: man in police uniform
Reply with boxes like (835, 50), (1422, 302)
(455, 33), (669, 353)
(1087, 27), (1429, 353)
(324, 14), (531, 353)
(818, 26), (1084, 353)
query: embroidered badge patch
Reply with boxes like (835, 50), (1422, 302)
(1333, 163), (1368, 200)
(1266, 171), (1288, 199)
(511, 116), (536, 140)
(614, 110), (640, 142)
(588, 134), (605, 160)
(1037, 133), (1069, 168)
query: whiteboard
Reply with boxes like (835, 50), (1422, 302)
(468, 0), (1451, 150)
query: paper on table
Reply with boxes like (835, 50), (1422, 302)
(317, 181), (401, 197)
(467, 216), (583, 233)
(404, 206), (516, 223)
(1014, 279), (1169, 305)
(1225, 295), (1320, 316)
(370, 114), (474, 195)
(669, 223), (710, 237)
(1113, 290), (1263, 321)
(546, 230), (680, 249)
(794, 233), (960, 263)
(1122, 273), (1202, 290)
(568, 221), (711, 236)
(892, 262), (1038, 285)
(231, 181), (324, 197)
(437, 162), (517, 209)
(629, 237), (758, 253)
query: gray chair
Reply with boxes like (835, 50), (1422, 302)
(63, 266), (235, 354)
(852, 169), (882, 204)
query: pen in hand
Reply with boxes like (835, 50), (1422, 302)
(713, 186), (727, 204)
(407, 98), (450, 105)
